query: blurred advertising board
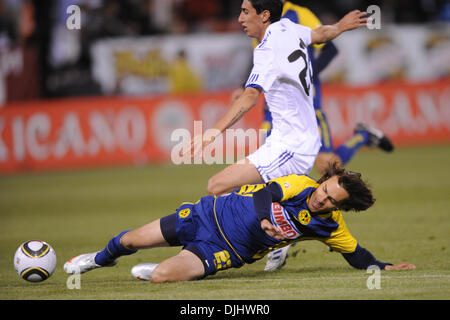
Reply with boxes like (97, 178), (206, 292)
(320, 24), (450, 85)
(0, 79), (449, 174)
(90, 33), (252, 95)
(89, 25), (450, 97)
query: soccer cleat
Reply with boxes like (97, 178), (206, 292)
(264, 245), (291, 271)
(63, 252), (117, 274)
(354, 122), (394, 152)
(131, 263), (159, 281)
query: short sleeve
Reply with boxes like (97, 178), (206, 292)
(321, 211), (358, 253)
(269, 174), (318, 202)
(296, 24), (312, 47)
(245, 44), (277, 92)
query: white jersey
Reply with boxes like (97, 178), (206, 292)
(245, 18), (321, 156)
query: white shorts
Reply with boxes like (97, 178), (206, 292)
(246, 140), (316, 183)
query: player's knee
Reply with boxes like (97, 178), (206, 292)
(150, 265), (172, 283)
(151, 263), (202, 283)
(119, 232), (137, 251)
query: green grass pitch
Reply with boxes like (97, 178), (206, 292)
(1, 145), (449, 300)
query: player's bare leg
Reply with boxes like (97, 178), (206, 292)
(64, 219), (168, 274)
(207, 158), (264, 195)
(139, 250), (205, 283)
(128, 222), (206, 282)
(120, 219), (168, 250)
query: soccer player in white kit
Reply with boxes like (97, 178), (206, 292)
(184, 0), (370, 197)
(243, 12), (321, 183)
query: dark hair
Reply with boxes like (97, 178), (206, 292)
(317, 162), (376, 212)
(249, 0), (283, 23)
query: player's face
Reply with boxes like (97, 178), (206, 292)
(238, 0), (267, 41)
(308, 176), (349, 213)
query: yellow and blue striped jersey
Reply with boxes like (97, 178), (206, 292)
(213, 174), (357, 263)
(264, 174), (357, 254)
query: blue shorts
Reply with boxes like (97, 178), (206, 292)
(160, 197), (244, 277)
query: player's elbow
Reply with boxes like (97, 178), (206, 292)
(243, 86), (261, 106)
(311, 31), (327, 45)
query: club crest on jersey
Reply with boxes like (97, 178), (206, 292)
(178, 208), (191, 218)
(297, 210), (311, 225)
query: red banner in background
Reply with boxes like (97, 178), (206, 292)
(0, 92), (263, 174)
(322, 79), (450, 147)
(0, 79), (449, 174)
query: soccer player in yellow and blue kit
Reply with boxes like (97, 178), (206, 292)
(259, 0), (395, 271)
(64, 163), (415, 282)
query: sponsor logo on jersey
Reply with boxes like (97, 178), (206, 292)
(271, 202), (301, 239)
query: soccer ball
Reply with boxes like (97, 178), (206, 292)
(14, 240), (57, 282)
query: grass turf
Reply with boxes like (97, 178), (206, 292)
(0, 145), (449, 300)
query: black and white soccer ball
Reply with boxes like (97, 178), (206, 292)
(14, 240), (57, 282)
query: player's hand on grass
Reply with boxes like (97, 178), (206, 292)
(261, 219), (285, 241)
(337, 10), (369, 32)
(384, 263), (416, 270)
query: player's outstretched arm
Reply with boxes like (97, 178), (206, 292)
(212, 86), (261, 133)
(385, 263), (416, 270)
(181, 86), (261, 157)
(341, 244), (416, 270)
(311, 10), (368, 44)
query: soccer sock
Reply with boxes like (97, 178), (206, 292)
(334, 131), (370, 165)
(94, 230), (137, 266)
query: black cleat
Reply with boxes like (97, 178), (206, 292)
(354, 123), (394, 152)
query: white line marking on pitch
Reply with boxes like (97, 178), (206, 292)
(206, 274), (450, 282)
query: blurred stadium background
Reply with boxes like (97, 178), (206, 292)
(0, 0), (449, 171)
(0, 0), (449, 300)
